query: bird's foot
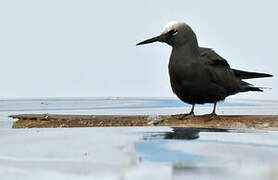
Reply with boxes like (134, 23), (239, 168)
(201, 113), (220, 122)
(173, 113), (195, 120)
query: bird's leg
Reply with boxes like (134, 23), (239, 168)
(211, 102), (217, 115)
(209, 102), (220, 120)
(174, 104), (195, 120)
(189, 104), (195, 115)
(202, 102), (220, 122)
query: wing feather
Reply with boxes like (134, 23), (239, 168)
(199, 47), (230, 67)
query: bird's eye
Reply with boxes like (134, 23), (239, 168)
(172, 30), (178, 36)
(168, 29), (178, 36)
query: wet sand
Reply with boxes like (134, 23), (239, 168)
(10, 114), (278, 130)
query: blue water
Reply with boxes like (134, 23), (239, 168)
(1, 97), (278, 129)
(131, 127), (278, 179)
(0, 97), (252, 112)
(135, 140), (203, 162)
(0, 98), (278, 179)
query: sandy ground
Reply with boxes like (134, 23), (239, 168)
(10, 114), (278, 130)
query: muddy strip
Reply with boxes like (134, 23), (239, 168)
(9, 114), (278, 130)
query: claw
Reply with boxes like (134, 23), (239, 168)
(173, 104), (195, 120)
(202, 113), (220, 122)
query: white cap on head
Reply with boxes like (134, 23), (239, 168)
(162, 21), (186, 34)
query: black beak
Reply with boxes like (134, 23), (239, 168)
(136, 34), (166, 46)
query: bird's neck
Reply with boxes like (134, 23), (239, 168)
(170, 40), (200, 63)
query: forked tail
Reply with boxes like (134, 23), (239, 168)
(233, 69), (273, 79)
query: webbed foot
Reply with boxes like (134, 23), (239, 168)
(201, 113), (220, 122)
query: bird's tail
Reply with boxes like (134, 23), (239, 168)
(240, 81), (264, 92)
(244, 86), (263, 92)
(232, 69), (273, 79)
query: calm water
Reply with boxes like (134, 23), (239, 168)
(1, 97), (278, 128)
(0, 98), (278, 179)
(1, 126), (278, 180)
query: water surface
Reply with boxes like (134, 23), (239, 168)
(0, 98), (278, 179)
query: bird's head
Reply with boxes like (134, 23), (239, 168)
(136, 22), (196, 47)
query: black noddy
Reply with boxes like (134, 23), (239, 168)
(137, 22), (273, 120)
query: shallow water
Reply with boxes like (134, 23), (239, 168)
(134, 127), (278, 180)
(1, 97), (278, 128)
(0, 98), (278, 179)
(0, 127), (278, 180)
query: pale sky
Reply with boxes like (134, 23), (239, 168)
(0, 0), (276, 99)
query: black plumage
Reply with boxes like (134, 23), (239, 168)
(137, 22), (272, 119)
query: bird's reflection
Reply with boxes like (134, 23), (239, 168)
(171, 162), (228, 178)
(164, 127), (200, 140)
(143, 127), (234, 141)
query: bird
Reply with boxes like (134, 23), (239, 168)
(136, 22), (273, 120)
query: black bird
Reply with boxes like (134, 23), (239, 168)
(137, 22), (273, 120)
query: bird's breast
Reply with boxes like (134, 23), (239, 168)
(168, 61), (200, 82)
(168, 58), (214, 104)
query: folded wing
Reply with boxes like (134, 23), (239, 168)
(199, 47), (272, 94)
